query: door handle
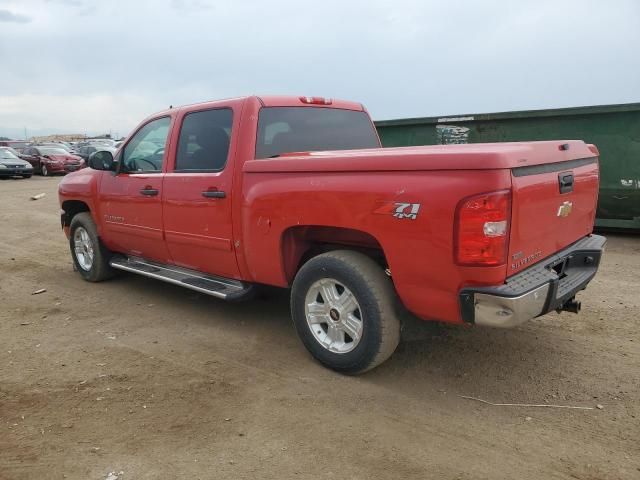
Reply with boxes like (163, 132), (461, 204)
(201, 190), (226, 198)
(140, 188), (159, 196)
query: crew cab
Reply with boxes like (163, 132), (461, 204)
(58, 95), (605, 373)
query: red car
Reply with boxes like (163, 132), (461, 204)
(58, 95), (605, 373)
(22, 146), (85, 176)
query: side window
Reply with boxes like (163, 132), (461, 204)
(122, 117), (171, 173)
(175, 108), (232, 171)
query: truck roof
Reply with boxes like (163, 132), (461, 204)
(148, 95), (365, 120)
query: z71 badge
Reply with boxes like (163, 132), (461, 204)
(373, 202), (421, 220)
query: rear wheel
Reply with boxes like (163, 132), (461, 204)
(41, 164), (49, 176)
(69, 212), (115, 282)
(290, 250), (401, 374)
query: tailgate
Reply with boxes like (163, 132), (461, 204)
(508, 157), (599, 275)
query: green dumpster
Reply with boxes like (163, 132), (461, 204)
(375, 103), (640, 230)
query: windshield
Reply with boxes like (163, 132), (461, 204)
(39, 147), (69, 156)
(0, 149), (19, 160)
(0, 147), (19, 156)
(48, 143), (71, 151)
(255, 107), (380, 159)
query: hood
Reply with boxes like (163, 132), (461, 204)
(47, 154), (84, 163)
(0, 157), (31, 167)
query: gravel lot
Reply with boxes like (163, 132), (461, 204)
(1, 176), (639, 480)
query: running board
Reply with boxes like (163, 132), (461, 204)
(109, 255), (253, 301)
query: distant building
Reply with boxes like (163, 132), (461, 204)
(30, 134), (87, 142)
(29, 133), (114, 142)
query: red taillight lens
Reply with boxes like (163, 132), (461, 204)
(455, 190), (511, 266)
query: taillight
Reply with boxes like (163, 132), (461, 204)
(299, 96), (332, 105)
(454, 190), (511, 266)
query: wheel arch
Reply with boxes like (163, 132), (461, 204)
(281, 225), (389, 284)
(61, 199), (91, 227)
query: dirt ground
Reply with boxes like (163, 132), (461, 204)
(0, 176), (638, 480)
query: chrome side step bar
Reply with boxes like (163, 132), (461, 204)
(109, 255), (253, 301)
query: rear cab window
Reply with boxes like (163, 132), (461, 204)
(255, 107), (380, 159)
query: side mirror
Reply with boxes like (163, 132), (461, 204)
(88, 151), (116, 171)
(43, 154), (51, 159)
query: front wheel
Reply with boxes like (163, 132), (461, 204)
(290, 250), (401, 374)
(69, 212), (115, 282)
(41, 164), (49, 176)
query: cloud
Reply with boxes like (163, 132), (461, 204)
(0, 0), (638, 136)
(171, 0), (212, 12)
(0, 8), (31, 23)
(0, 93), (161, 139)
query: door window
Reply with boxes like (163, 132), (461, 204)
(122, 117), (171, 172)
(175, 108), (233, 172)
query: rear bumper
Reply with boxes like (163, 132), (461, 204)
(459, 234), (606, 328)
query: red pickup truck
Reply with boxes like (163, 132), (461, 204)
(59, 95), (606, 373)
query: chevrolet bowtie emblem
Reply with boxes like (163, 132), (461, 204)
(557, 201), (573, 217)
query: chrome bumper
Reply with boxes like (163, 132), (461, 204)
(473, 284), (550, 328)
(459, 234), (606, 328)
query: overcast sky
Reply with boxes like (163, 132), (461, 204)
(0, 0), (638, 139)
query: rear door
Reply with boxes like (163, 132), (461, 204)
(98, 116), (173, 262)
(508, 157), (599, 274)
(162, 106), (240, 279)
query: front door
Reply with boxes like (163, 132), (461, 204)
(98, 116), (172, 262)
(162, 107), (240, 279)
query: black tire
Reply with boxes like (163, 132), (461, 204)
(22, 174), (32, 179)
(69, 212), (115, 282)
(290, 250), (401, 374)
(41, 164), (49, 176)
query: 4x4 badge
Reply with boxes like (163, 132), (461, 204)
(374, 202), (421, 220)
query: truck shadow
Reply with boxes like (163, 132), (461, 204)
(113, 272), (574, 401)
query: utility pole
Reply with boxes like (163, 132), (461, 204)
(24, 127), (27, 140)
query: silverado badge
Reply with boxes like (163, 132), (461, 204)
(557, 201), (573, 217)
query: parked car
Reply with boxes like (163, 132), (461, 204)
(88, 146), (117, 160)
(0, 146), (24, 158)
(75, 145), (103, 161)
(58, 95), (605, 374)
(0, 140), (30, 153)
(0, 148), (33, 178)
(22, 146), (85, 176)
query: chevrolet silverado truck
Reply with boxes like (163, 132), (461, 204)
(58, 95), (606, 373)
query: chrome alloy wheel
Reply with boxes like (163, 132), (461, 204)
(304, 278), (364, 354)
(73, 226), (94, 271)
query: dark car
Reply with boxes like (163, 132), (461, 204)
(75, 145), (102, 161)
(21, 146), (85, 176)
(0, 148), (34, 178)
